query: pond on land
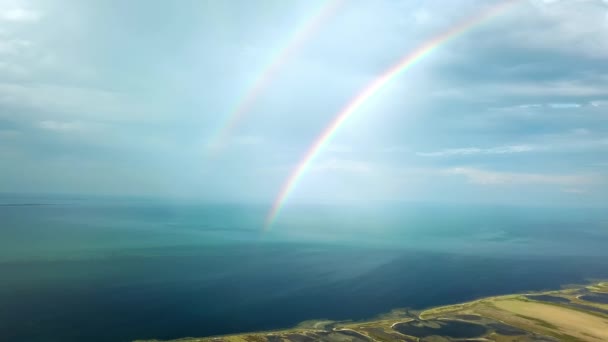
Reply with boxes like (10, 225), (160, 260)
(580, 292), (608, 304)
(488, 323), (527, 336)
(393, 320), (487, 338)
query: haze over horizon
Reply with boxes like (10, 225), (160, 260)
(1, 0), (608, 209)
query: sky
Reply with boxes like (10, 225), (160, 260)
(1, 0), (607, 206)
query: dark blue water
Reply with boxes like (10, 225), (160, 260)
(1, 195), (608, 342)
(580, 292), (608, 304)
(393, 320), (488, 338)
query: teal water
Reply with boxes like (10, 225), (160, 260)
(1, 194), (608, 341)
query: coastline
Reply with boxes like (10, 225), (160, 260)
(135, 281), (608, 342)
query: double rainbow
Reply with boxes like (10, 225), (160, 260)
(264, 0), (519, 230)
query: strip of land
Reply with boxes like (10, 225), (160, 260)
(135, 282), (608, 342)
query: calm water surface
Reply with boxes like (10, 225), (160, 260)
(1, 196), (607, 342)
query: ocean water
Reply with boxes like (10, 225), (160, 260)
(1, 195), (608, 342)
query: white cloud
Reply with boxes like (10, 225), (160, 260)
(548, 102), (581, 109)
(492, 104), (540, 111)
(516, 103), (543, 109)
(0, 7), (41, 22)
(447, 167), (596, 186)
(493, 102), (588, 111)
(417, 145), (535, 157)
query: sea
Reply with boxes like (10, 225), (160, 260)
(1, 194), (608, 342)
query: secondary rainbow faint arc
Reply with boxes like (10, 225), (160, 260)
(264, 0), (519, 230)
(208, 0), (344, 153)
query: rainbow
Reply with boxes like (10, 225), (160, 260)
(208, 0), (344, 153)
(264, 0), (519, 230)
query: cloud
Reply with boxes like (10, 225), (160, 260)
(0, 83), (138, 121)
(0, 0), (606, 204)
(513, 103), (543, 110)
(416, 132), (608, 161)
(0, 38), (31, 55)
(38, 120), (86, 132)
(0, 7), (41, 22)
(461, 80), (608, 99)
(417, 145), (535, 157)
(590, 100), (608, 107)
(446, 167), (597, 186)
(492, 102), (589, 111)
(548, 103), (581, 109)
(529, 131), (608, 151)
(512, 0), (608, 58)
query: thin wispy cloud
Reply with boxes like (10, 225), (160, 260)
(492, 102), (589, 111)
(38, 120), (86, 133)
(548, 103), (582, 109)
(417, 145), (535, 157)
(417, 133), (608, 159)
(441, 80), (608, 101)
(446, 167), (598, 186)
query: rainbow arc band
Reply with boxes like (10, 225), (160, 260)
(264, 0), (519, 230)
(208, 0), (344, 153)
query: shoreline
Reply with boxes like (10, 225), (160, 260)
(135, 281), (608, 342)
